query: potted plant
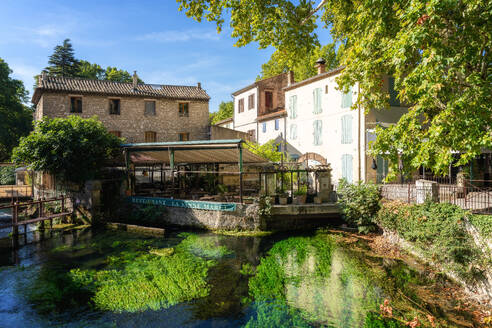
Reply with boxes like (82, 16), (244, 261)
(278, 190), (288, 205)
(294, 186), (307, 205)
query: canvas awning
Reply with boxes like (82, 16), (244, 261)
(121, 139), (267, 165)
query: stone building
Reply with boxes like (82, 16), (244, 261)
(32, 72), (210, 143)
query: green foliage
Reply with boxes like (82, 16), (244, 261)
(336, 180), (381, 233)
(210, 101), (233, 125)
(0, 166), (15, 185)
(42, 39), (143, 83)
(177, 0), (492, 176)
(364, 312), (405, 328)
(245, 140), (283, 162)
(45, 38), (80, 77)
(258, 43), (341, 81)
(12, 116), (121, 186)
(377, 201), (488, 280)
(468, 214), (492, 238)
(0, 58), (33, 161)
(257, 194), (272, 219)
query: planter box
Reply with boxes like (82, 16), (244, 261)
(294, 195), (307, 204)
(279, 197), (288, 205)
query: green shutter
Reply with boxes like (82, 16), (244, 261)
(342, 154), (353, 183)
(292, 95), (297, 118)
(313, 120), (322, 145)
(389, 77), (400, 106)
(341, 87), (352, 108)
(313, 88), (322, 114)
(341, 115), (353, 144)
(290, 124), (297, 140)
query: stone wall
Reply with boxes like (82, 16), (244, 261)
(257, 73), (288, 116)
(210, 125), (252, 141)
(159, 203), (264, 231)
(37, 93), (209, 142)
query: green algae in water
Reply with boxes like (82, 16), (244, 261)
(24, 232), (233, 313)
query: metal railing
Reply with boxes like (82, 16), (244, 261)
(379, 182), (492, 214)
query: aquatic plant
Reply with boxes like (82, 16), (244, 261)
(177, 232), (233, 259)
(25, 232), (232, 313)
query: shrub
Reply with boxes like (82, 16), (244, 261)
(0, 166), (15, 185)
(376, 201), (486, 281)
(336, 179), (381, 233)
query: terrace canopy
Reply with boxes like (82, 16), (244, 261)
(121, 139), (266, 165)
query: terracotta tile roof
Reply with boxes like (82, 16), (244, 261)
(32, 75), (210, 104)
(283, 66), (345, 91)
(256, 109), (287, 122)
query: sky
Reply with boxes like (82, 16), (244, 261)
(0, 0), (333, 112)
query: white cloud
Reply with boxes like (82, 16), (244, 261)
(137, 29), (220, 43)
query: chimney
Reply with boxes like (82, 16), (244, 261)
(39, 71), (47, 86)
(132, 71), (138, 90)
(287, 70), (295, 86)
(315, 58), (326, 75)
(197, 82), (201, 89)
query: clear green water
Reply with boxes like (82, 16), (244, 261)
(0, 228), (477, 327)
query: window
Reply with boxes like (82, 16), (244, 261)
(109, 99), (120, 115)
(145, 131), (156, 142)
(341, 114), (353, 144)
(248, 94), (255, 110)
(262, 122), (267, 133)
(179, 132), (190, 141)
(109, 131), (121, 138)
(276, 144), (281, 152)
(341, 154), (353, 183)
(290, 124), (297, 140)
(341, 87), (353, 108)
(265, 91), (273, 109)
(313, 88), (322, 114)
(313, 120), (322, 145)
(325, 85), (329, 94)
(288, 95), (297, 119)
(238, 98), (244, 113)
(247, 129), (256, 142)
(70, 97), (82, 113)
(275, 119), (280, 130)
(179, 103), (189, 117)
(388, 77), (400, 106)
(145, 101), (156, 116)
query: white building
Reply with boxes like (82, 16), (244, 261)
(284, 59), (408, 183)
(232, 73), (288, 146)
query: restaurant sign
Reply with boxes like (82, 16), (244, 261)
(129, 196), (237, 212)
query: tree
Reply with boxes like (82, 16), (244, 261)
(258, 43), (341, 81)
(12, 116), (121, 186)
(45, 39), (80, 77)
(245, 140), (283, 162)
(78, 60), (105, 80)
(177, 0), (492, 176)
(210, 101), (233, 125)
(0, 59), (33, 161)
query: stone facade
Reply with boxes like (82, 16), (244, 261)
(35, 93), (209, 143)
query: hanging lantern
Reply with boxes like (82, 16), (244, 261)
(371, 159), (378, 170)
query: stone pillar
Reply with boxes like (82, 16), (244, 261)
(416, 179), (439, 204)
(317, 171), (332, 203)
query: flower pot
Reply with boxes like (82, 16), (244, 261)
(279, 196), (288, 205)
(314, 196), (322, 204)
(295, 195), (306, 204)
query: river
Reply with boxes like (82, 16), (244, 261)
(0, 227), (482, 327)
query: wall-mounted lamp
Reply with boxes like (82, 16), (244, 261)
(371, 159), (377, 170)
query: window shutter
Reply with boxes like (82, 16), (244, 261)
(342, 154), (353, 183)
(292, 95), (297, 118)
(313, 120), (322, 145)
(342, 87), (352, 108)
(341, 115), (353, 144)
(313, 88), (322, 114)
(317, 88), (322, 113)
(290, 124), (297, 140)
(389, 77), (400, 106)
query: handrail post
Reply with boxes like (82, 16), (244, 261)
(238, 144), (243, 204)
(12, 202), (18, 238)
(61, 195), (65, 213)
